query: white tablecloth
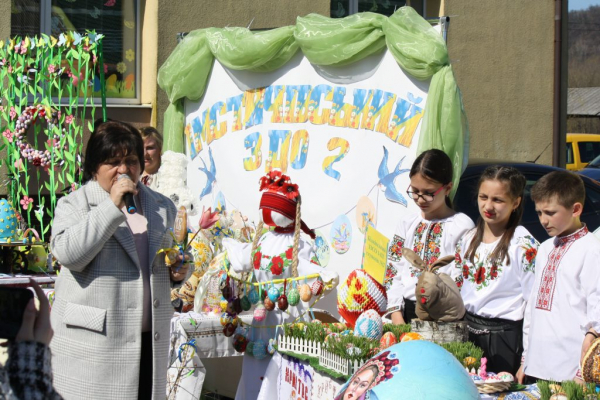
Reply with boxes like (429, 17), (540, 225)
(167, 312), (253, 400)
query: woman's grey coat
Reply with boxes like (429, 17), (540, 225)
(50, 180), (179, 399)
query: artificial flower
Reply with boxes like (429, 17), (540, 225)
(3, 129), (13, 143)
(199, 206), (220, 229)
(9, 107), (16, 120)
(282, 182), (299, 200)
(65, 115), (74, 124)
(20, 196), (33, 210)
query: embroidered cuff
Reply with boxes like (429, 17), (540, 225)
(576, 368), (583, 380)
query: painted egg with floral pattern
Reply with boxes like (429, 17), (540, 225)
(287, 287), (300, 306)
(253, 304), (267, 322)
(311, 279), (324, 296)
(233, 334), (248, 353)
(268, 286), (280, 302)
(246, 341), (254, 357)
(496, 372), (514, 382)
(0, 200), (18, 241)
(354, 309), (383, 340)
(264, 297), (275, 311)
(277, 295), (289, 311)
(248, 288), (259, 304)
(223, 323), (236, 337)
(299, 284), (312, 302)
(240, 296), (251, 311)
(268, 338), (277, 355)
(380, 332), (397, 350)
(220, 313), (232, 327)
(400, 332), (423, 342)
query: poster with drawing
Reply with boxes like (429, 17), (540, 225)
(278, 355), (314, 400)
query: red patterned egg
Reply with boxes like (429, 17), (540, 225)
(311, 279), (324, 296)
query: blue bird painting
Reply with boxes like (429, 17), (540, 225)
(198, 148), (216, 200)
(378, 146), (410, 206)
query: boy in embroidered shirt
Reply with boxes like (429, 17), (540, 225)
(523, 171), (600, 382)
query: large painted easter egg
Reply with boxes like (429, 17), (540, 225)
(335, 341), (479, 400)
(0, 200), (21, 242)
(337, 269), (387, 328)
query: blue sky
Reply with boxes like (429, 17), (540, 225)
(569, 0), (600, 11)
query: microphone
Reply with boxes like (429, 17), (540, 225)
(118, 174), (137, 214)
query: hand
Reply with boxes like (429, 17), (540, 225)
(109, 175), (138, 209)
(15, 279), (53, 346)
(169, 253), (191, 282)
(391, 311), (406, 325)
(516, 365), (525, 384)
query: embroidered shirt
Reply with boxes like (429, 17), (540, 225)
(455, 226), (538, 321)
(524, 225), (600, 381)
(385, 212), (474, 315)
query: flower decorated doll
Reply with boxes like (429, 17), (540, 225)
(222, 170), (337, 400)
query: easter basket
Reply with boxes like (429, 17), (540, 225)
(474, 381), (512, 394)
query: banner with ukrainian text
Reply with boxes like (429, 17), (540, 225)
(184, 48), (426, 280)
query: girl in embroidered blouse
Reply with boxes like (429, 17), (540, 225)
(386, 149), (474, 325)
(454, 166), (538, 377)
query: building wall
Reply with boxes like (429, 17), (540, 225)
(155, 0), (330, 137)
(443, 1), (556, 165)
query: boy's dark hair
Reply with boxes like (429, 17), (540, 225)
(465, 166), (527, 266)
(83, 120), (144, 182)
(530, 170), (585, 208)
(410, 149), (454, 208)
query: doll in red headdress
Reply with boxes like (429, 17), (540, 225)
(222, 170), (338, 400)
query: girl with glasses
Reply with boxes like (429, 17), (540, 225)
(386, 149), (474, 325)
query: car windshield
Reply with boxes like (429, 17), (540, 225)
(589, 154), (600, 168)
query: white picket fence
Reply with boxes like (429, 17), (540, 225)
(278, 335), (365, 377)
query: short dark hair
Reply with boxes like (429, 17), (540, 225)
(83, 120), (144, 182)
(530, 170), (585, 208)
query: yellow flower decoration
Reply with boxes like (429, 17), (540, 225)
(125, 49), (135, 62)
(8, 39), (15, 51)
(24, 37), (31, 49)
(50, 36), (58, 47)
(116, 62), (127, 74)
(37, 37), (46, 48)
(0, 40), (4, 48)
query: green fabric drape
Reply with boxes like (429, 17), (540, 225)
(157, 7), (468, 195)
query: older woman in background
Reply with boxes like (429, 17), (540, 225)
(50, 120), (189, 399)
(140, 127), (163, 190)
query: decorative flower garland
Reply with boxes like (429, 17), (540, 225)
(12, 104), (65, 168)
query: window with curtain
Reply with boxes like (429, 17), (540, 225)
(11, 0), (139, 102)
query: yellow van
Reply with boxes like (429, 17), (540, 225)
(566, 133), (600, 171)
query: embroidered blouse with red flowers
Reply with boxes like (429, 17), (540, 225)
(454, 225), (538, 322)
(524, 225), (600, 382)
(385, 212), (474, 316)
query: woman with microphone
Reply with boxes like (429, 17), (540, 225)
(49, 120), (190, 399)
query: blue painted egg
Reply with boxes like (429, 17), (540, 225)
(252, 339), (267, 360)
(248, 288), (260, 305)
(267, 286), (280, 302)
(336, 341), (479, 400)
(0, 200), (18, 241)
(354, 309), (383, 340)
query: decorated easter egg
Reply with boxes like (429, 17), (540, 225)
(354, 309), (383, 340)
(287, 287), (300, 306)
(337, 269), (388, 328)
(223, 323), (236, 337)
(380, 332), (397, 350)
(268, 286), (280, 302)
(233, 297), (243, 314)
(268, 338), (276, 355)
(226, 300), (236, 315)
(248, 288), (259, 304)
(311, 279), (324, 296)
(470, 375), (483, 383)
(240, 296), (251, 311)
(220, 313), (232, 326)
(230, 315), (240, 327)
(253, 304), (267, 321)
(277, 295), (289, 311)
(253, 339), (267, 360)
(246, 341), (254, 357)
(299, 284), (312, 302)
(340, 330), (353, 336)
(400, 332), (423, 342)
(264, 297), (275, 311)
(337, 341), (479, 400)
(496, 372), (514, 382)
(463, 357), (477, 369)
(233, 334), (248, 353)
(0, 200), (18, 241)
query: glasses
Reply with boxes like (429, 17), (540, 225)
(406, 185), (446, 203)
